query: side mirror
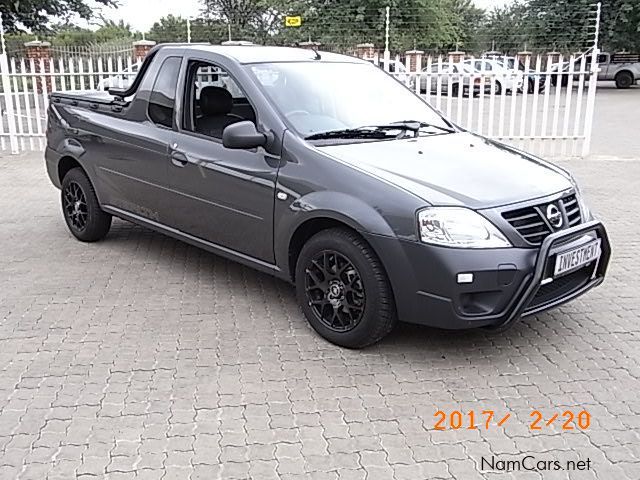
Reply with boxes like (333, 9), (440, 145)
(222, 121), (267, 149)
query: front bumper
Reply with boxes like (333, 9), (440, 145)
(365, 220), (611, 329)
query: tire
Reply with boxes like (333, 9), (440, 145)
(61, 167), (111, 242)
(527, 78), (535, 94)
(615, 71), (633, 89)
(451, 83), (459, 96)
(295, 228), (397, 348)
(494, 81), (502, 95)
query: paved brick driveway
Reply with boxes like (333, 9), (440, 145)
(1, 153), (639, 480)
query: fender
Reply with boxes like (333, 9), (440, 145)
(273, 190), (399, 282)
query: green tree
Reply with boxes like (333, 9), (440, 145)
(200, 0), (468, 51)
(482, 2), (530, 53)
(447, 0), (486, 52)
(148, 15), (189, 42)
(148, 15), (227, 43)
(0, 0), (117, 33)
(95, 19), (133, 43)
(49, 24), (96, 46)
(599, 0), (640, 51)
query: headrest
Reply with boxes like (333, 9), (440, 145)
(200, 86), (233, 115)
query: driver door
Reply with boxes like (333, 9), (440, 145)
(165, 59), (278, 263)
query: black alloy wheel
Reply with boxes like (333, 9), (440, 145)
(63, 181), (88, 232)
(61, 167), (112, 242)
(295, 228), (397, 348)
(304, 250), (365, 332)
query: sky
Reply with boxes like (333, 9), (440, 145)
(91, 0), (510, 32)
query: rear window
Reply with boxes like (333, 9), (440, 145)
(148, 57), (181, 128)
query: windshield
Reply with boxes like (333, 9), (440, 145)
(248, 62), (449, 138)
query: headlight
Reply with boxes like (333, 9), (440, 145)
(418, 207), (512, 248)
(568, 175), (592, 221)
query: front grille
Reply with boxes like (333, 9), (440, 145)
(527, 266), (591, 311)
(502, 195), (581, 246)
(562, 194), (582, 227)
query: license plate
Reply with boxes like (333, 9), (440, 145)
(554, 239), (601, 277)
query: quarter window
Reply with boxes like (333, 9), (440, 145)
(148, 57), (181, 128)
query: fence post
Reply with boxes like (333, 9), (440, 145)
(0, 52), (19, 154)
(581, 2), (601, 157)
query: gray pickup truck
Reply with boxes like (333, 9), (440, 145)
(552, 51), (640, 89)
(45, 43), (610, 348)
(597, 52), (640, 88)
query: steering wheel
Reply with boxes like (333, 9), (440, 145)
(285, 110), (310, 118)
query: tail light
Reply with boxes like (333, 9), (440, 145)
(474, 77), (481, 84)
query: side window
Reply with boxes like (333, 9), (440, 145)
(183, 61), (257, 139)
(148, 57), (181, 128)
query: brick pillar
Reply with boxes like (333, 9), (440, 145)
(547, 51), (561, 64)
(24, 40), (51, 93)
(405, 50), (424, 72)
(448, 50), (465, 63)
(133, 40), (156, 61)
(355, 43), (375, 59)
(517, 50), (532, 64)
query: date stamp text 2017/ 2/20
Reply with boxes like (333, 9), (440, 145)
(433, 410), (591, 431)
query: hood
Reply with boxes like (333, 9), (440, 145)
(316, 132), (572, 209)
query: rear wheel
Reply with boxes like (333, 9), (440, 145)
(295, 228), (396, 348)
(61, 167), (111, 242)
(615, 71), (633, 89)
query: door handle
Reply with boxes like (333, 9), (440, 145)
(170, 150), (189, 167)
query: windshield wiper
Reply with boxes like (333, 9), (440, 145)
(304, 121), (455, 141)
(385, 120), (456, 134)
(305, 128), (399, 141)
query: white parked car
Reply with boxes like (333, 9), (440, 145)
(420, 62), (494, 96)
(96, 62), (142, 91)
(463, 59), (523, 94)
(493, 56), (546, 93)
(366, 59), (415, 89)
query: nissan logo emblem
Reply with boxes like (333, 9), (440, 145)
(546, 204), (563, 228)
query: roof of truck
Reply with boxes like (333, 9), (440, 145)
(162, 44), (365, 65)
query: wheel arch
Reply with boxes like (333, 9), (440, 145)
(58, 155), (84, 184)
(279, 189), (406, 280)
(288, 216), (363, 282)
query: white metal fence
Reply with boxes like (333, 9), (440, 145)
(0, 50), (598, 157)
(371, 51), (599, 157)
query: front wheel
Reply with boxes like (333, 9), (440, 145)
(295, 228), (397, 348)
(61, 167), (112, 242)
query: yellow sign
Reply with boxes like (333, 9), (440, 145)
(285, 16), (302, 27)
